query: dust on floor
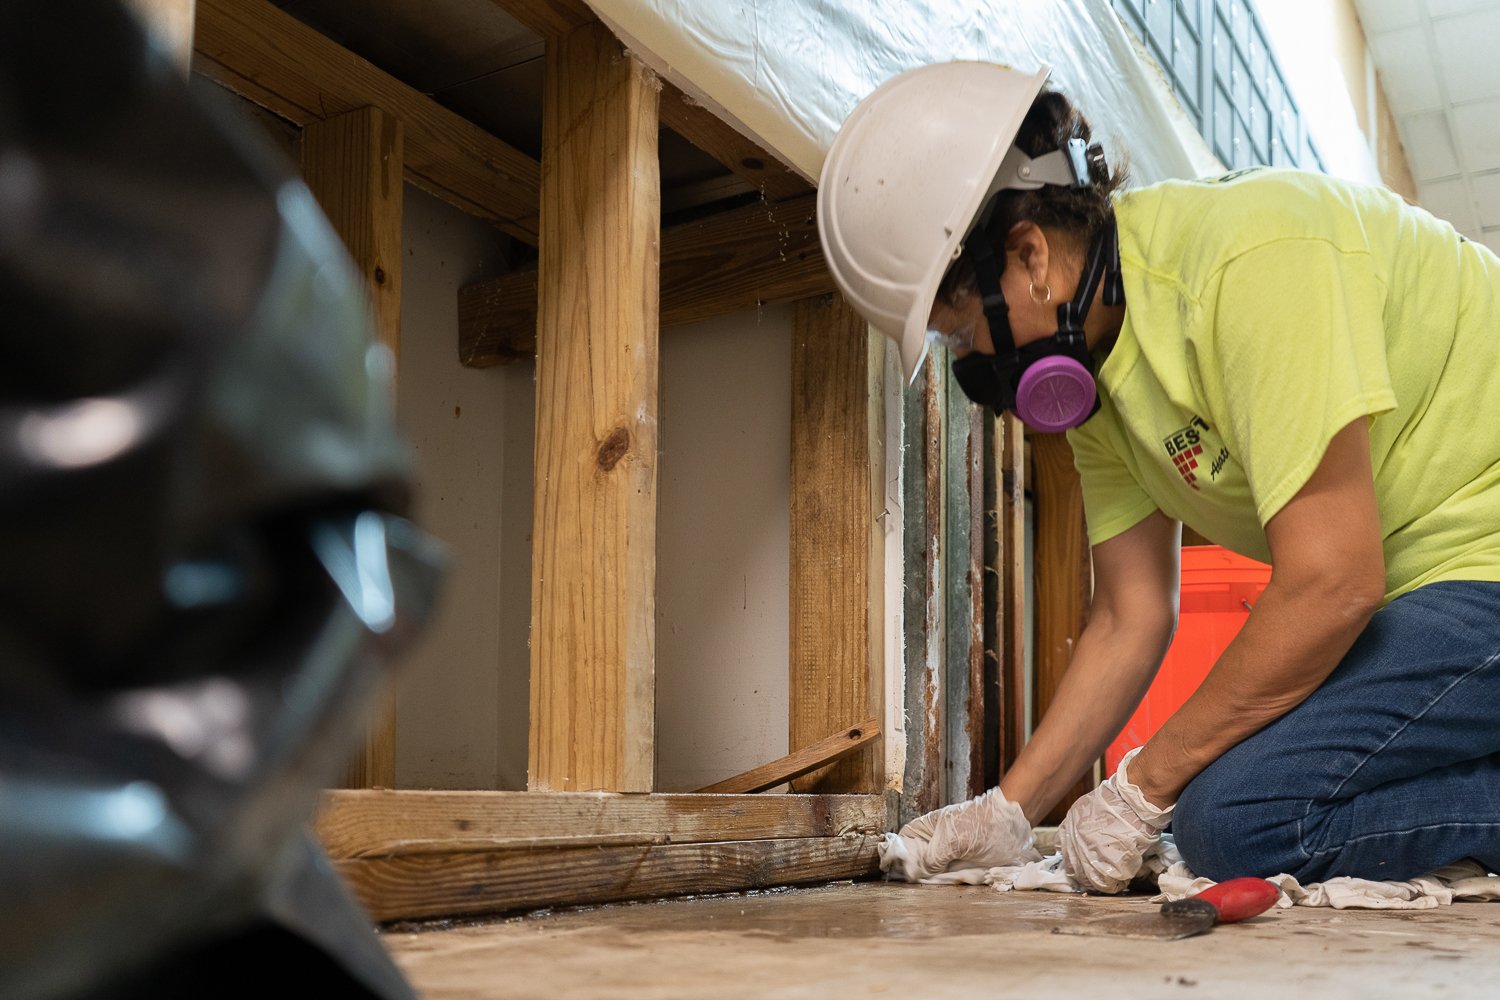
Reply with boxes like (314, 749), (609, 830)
(383, 880), (1500, 999)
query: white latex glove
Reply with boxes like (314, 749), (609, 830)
(1057, 746), (1174, 894)
(878, 787), (1041, 882)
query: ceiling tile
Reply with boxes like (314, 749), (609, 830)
(1451, 99), (1500, 172)
(1423, 0), (1500, 19)
(1400, 111), (1463, 179)
(1433, 8), (1500, 102)
(1354, 0), (1423, 32)
(1417, 177), (1479, 231)
(1469, 171), (1500, 228)
(1369, 26), (1444, 116)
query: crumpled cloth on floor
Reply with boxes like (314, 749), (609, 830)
(893, 833), (1500, 909)
(1153, 858), (1500, 910)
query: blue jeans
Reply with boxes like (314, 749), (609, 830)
(1172, 580), (1500, 883)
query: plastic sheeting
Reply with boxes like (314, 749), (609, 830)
(586, 0), (1221, 187)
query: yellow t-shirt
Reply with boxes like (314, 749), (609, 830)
(1069, 167), (1500, 603)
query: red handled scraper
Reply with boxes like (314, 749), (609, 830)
(1054, 877), (1281, 941)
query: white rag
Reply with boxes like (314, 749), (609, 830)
(884, 831), (1500, 909)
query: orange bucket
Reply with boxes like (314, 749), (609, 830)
(1104, 545), (1271, 773)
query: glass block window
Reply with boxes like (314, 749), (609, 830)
(1112, 0), (1324, 172)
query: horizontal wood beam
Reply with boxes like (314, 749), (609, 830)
(317, 790), (885, 858)
(338, 836), (881, 922)
(193, 0), (540, 242)
(696, 720), (880, 794)
(485, 0), (595, 37)
(459, 191), (829, 366)
(658, 82), (811, 203)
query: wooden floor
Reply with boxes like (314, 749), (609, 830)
(382, 880), (1500, 998)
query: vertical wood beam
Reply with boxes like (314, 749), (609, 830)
(1031, 432), (1095, 822)
(301, 105), (406, 789)
(789, 295), (882, 793)
(996, 413), (1028, 775)
(529, 23), (660, 792)
(123, 0), (196, 72)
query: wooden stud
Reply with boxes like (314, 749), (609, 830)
(299, 105), (405, 790)
(696, 719), (880, 794)
(1030, 432), (1095, 822)
(193, 0), (540, 242)
(658, 82), (811, 203)
(317, 790), (884, 858)
(458, 191), (830, 366)
(338, 836), (881, 923)
(528, 22), (660, 792)
(789, 296), (882, 793)
(123, 0), (196, 73)
(997, 413), (1028, 775)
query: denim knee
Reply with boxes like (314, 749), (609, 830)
(1172, 757), (1310, 882)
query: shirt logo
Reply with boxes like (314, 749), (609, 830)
(1163, 417), (1210, 490)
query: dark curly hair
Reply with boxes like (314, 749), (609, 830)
(935, 88), (1128, 306)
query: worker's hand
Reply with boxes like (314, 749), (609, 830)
(878, 787), (1040, 882)
(1057, 747), (1174, 893)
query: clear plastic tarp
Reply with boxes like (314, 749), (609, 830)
(586, 0), (1223, 187)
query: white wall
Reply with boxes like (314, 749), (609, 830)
(655, 306), (793, 792)
(393, 186), (533, 790)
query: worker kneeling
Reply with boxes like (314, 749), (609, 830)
(818, 62), (1500, 890)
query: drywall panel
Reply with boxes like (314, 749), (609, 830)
(585, 0), (1218, 186)
(655, 305), (793, 792)
(394, 185), (532, 790)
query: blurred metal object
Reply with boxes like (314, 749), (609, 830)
(0, 2), (443, 997)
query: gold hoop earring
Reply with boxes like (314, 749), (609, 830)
(1029, 281), (1052, 305)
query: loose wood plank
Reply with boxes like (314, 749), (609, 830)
(339, 836), (882, 922)
(458, 191), (829, 366)
(193, 0), (540, 242)
(696, 720), (881, 794)
(528, 22), (660, 791)
(788, 296), (882, 793)
(316, 790), (886, 859)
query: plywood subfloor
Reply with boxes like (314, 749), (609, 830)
(383, 880), (1500, 999)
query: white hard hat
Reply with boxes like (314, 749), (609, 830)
(818, 62), (1055, 383)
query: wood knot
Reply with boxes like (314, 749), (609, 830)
(373, 265), (387, 285)
(596, 426), (630, 471)
(740, 156), (764, 170)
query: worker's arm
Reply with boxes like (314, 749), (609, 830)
(999, 508), (1180, 825)
(1127, 418), (1386, 806)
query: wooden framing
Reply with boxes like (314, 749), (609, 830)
(191, 0), (914, 919)
(943, 370), (988, 803)
(319, 790), (883, 922)
(193, 0), (540, 242)
(300, 106), (405, 789)
(788, 296), (884, 793)
(1031, 432), (1095, 822)
(658, 82), (811, 203)
(528, 22), (661, 792)
(458, 192), (830, 366)
(996, 413), (1029, 774)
